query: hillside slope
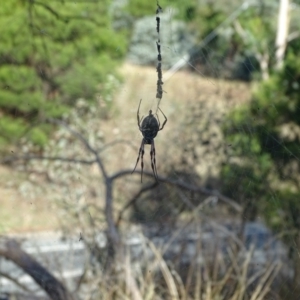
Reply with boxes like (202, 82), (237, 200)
(0, 63), (251, 233)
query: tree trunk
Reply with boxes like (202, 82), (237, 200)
(105, 179), (121, 256)
(275, 0), (290, 70)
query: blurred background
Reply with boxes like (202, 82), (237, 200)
(0, 0), (300, 299)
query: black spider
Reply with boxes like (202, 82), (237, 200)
(132, 99), (167, 182)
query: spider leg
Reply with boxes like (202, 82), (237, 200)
(155, 112), (161, 128)
(158, 106), (167, 131)
(132, 139), (145, 183)
(150, 140), (159, 181)
(137, 99), (142, 127)
(139, 116), (144, 129)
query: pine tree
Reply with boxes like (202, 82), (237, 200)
(0, 0), (127, 147)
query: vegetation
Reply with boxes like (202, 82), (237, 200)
(125, 0), (198, 21)
(221, 30), (300, 293)
(2, 220), (281, 299)
(0, 0), (127, 147)
(2, 0), (300, 298)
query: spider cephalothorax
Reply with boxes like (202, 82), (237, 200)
(132, 99), (167, 182)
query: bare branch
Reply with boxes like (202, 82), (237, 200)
(45, 119), (121, 253)
(104, 179), (121, 254)
(47, 118), (108, 179)
(6, 120), (240, 260)
(111, 170), (242, 212)
(0, 239), (78, 300)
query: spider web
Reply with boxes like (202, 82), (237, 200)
(1, 0), (300, 298)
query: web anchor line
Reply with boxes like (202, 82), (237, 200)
(156, 1), (163, 111)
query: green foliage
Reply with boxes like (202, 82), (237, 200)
(125, 0), (198, 21)
(125, 0), (157, 18)
(222, 43), (300, 236)
(0, 0), (127, 148)
(264, 190), (300, 234)
(29, 127), (49, 147)
(189, 2), (250, 79)
(0, 116), (26, 144)
(191, 3), (227, 38)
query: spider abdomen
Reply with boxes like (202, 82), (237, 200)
(141, 115), (159, 143)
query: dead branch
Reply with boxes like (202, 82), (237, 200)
(47, 118), (108, 180)
(0, 239), (78, 300)
(3, 119), (241, 262)
(47, 118), (121, 256)
(111, 170), (242, 212)
(116, 181), (159, 227)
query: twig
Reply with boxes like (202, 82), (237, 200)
(47, 118), (108, 180)
(116, 181), (159, 227)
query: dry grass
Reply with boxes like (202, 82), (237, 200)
(70, 198), (283, 300)
(78, 233), (281, 300)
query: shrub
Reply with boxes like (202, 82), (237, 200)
(0, 0), (126, 148)
(221, 40), (300, 289)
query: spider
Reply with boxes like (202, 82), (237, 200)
(132, 99), (167, 182)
